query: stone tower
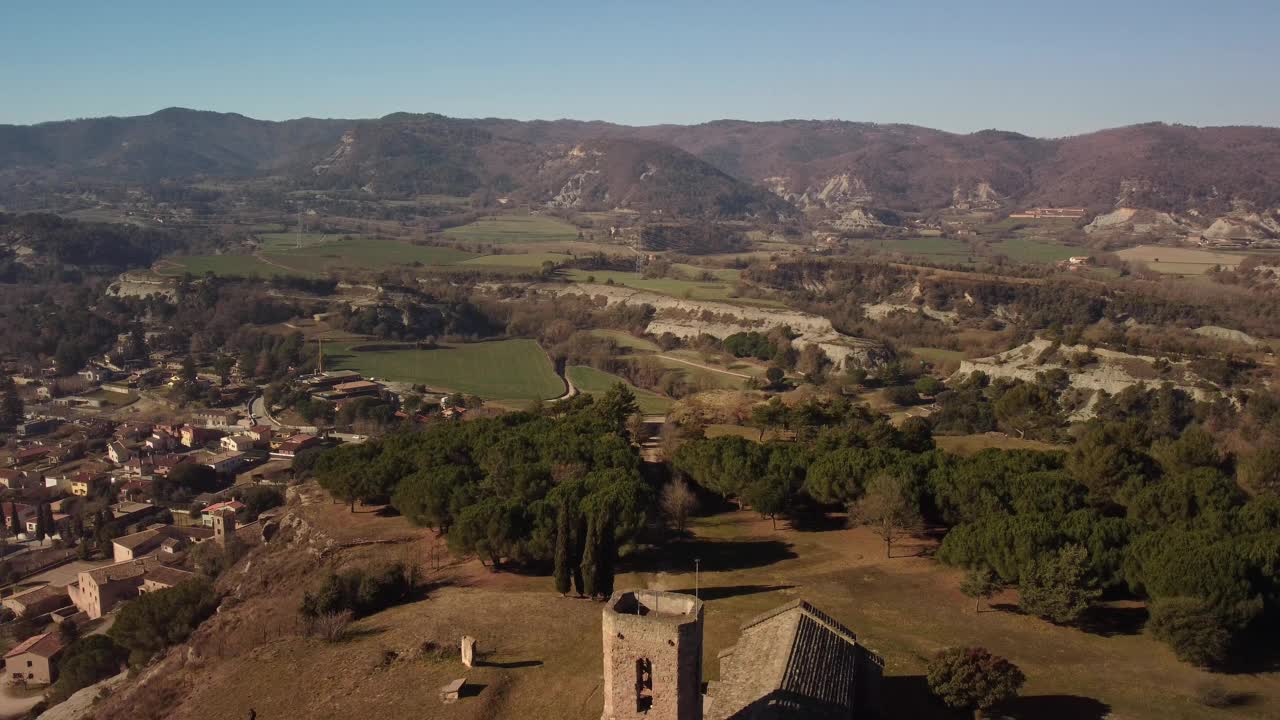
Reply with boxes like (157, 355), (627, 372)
(601, 590), (704, 720)
(211, 508), (236, 548)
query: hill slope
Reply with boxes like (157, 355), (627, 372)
(4, 109), (1280, 219)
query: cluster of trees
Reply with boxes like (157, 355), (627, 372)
(930, 371), (1076, 441)
(314, 387), (652, 596)
(933, 404), (1280, 668)
(48, 634), (128, 703)
(0, 212), (201, 275)
(674, 399), (936, 529)
(109, 578), (219, 666)
(670, 386), (1280, 669)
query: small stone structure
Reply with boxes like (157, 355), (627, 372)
(601, 590), (704, 720)
(461, 636), (476, 668)
(440, 678), (465, 704)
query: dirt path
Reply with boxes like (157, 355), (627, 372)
(657, 355), (751, 379)
(253, 252), (308, 275)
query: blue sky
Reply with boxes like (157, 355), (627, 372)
(2, 0), (1276, 136)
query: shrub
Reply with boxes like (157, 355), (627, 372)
(1147, 597), (1235, 668)
(926, 646), (1025, 714)
(1195, 680), (1252, 708)
(307, 611), (353, 642)
(300, 563), (416, 620)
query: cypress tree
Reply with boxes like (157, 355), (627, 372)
(571, 516), (586, 597)
(553, 504), (572, 596)
(0, 377), (21, 429)
(9, 505), (22, 539)
(580, 514), (600, 599)
(597, 516), (616, 599)
(34, 503), (48, 544)
(42, 504), (57, 539)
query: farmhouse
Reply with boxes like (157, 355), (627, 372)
(4, 632), (64, 686)
(112, 523), (214, 562)
(69, 556), (172, 619)
(2, 584), (71, 618)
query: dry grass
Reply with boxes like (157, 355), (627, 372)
(91, 485), (1279, 720)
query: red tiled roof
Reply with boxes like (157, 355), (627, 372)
(4, 632), (63, 659)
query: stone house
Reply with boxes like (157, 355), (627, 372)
(220, 434), (256, 453)
(69, 556), (169, 619)
(4, 633), (64, 686)
(2, 585), (71, 618)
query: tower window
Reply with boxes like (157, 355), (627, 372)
(635, 657), (653, 712)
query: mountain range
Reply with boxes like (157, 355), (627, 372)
(3, 108), (1280, 220)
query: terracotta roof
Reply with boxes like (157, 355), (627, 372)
(4, 632), (64, 659)
(6, 584), (69, 606)
(83, 557), (162, 585)
(203, 500), (244, 514)
(144, 566), (194, 588)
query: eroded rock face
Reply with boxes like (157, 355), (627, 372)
(953, 338), (1219, 419)
(543, 282), (891, 370)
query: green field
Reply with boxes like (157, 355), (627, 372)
(909, 346), (965, 364)
(652, 355), (750, 390)
(326, 339), (565, 401)
(566, 366), (672, 414)
(988, 237), (1080, 263)
(257, 232), (349, 252)
(566, 270), (783, 307)
(459, 252), (573, 269)
(440, 214), (581, 245)
(587, 329), (660, 352)
(869, 237), (975, 262)
(160, 237), (477, 278)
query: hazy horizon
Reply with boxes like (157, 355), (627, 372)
(4, 0), (1278, 136)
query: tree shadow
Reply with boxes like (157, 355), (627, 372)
(477, 659), (543, 669)
(1002, 694), (1112, 720)
(621, 538), (797, 574)
(1076, 604), (1147, 637)
(788, 511), (848, 532)
(882, 675), (963, 719)
(662, 584), (795, 601)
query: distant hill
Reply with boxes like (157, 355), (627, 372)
(3, 109), (1280, 220)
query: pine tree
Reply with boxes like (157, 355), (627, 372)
(553, 504), (572, 596)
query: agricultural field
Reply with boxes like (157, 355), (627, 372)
(933, 433), (1067, 455)
(158, 238), (476, 278)
(587, 329), (660, 352)
(565, 270), (783, 307)
(869, 237), (976, 263)
(566, 365), (672, 414)
(1115, 245), (1251, 275)
(458, 252), (573, 269)
(987, 237), (1080, 263)
(440, 214), (581, 245)
(325, 339), (564, 402)
(652, 354), (752, 390)
(909, 346), (965, 365)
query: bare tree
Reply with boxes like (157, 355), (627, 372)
(853, 473), (923, 558)
(660, 478), (699, 532)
